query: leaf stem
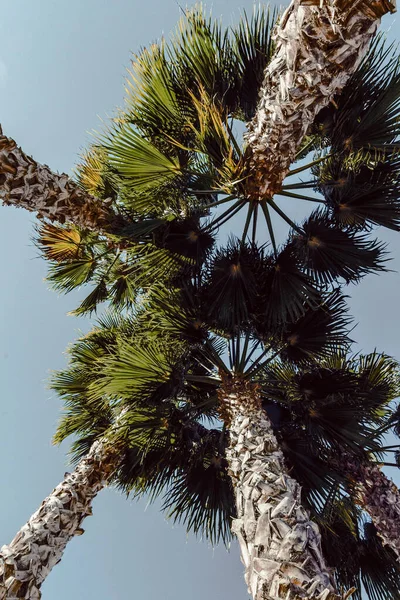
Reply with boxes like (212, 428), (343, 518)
(241, 202), (254, 244)
(278, 190), (325, 204)
(260, 201), (278, 257)
(268, 198), (303, 234)
(286, 153), (332, 177)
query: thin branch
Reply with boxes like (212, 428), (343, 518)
(238, 332), (251, 373)
(243, 345), (273, 377)
(294, 136), (315, 159)
(226, 119), (243, 158)
(247, 349), (282, 378)
(203, 193), (238, 208)
(281, 181), (316, 190)
(186, 375), (221, 385)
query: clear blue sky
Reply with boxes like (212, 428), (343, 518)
(0, 2), (399, 599)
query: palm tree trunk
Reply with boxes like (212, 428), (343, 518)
(219, 378), (344, 600)
(0, 126), (120, 232)
(0, 437), (120, 600)
(338, 452), (400, 561)
(244, 0), (396, 200)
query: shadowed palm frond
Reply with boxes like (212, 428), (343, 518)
(271, 290), (351, 364)
(317, 152), (400, 232)
(315, 36), (400, 151)
(293, 210), (387, 285)
(320, 502), (400, 600)
(231, 6), (277, 121)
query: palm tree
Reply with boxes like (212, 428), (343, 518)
(1, 1), (396, 231)
(2, 297), (399, 600)
(2, 4), (400, 599)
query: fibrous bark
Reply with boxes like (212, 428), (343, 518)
(0, 127), (119, 231)
(220, 378), (344, 600)
(244, 0), (396, 199)
(0, 438), (120, 600)
(339, 452), (400, 561)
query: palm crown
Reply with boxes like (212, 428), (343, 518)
(36, 7), (400, 319)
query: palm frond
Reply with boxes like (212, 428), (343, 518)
(277, 290), (351, 364)
(87, 336), (185, 404)
(316, 36), (400, 150)
(75, 144), (119, 200)
(35, 222), (84, 262)
(317, 152), (400, 232)
(231, 6), (277, 120)
(201, 239), (264, 333)
(106, 124), (183, 193)
(254, 245), (319, 334)
(293, 210), (387, 285)
(46, 258), (96, 293)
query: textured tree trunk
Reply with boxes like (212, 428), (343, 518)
(244, 0), (396, 199)
(0, 438), (120, 599)
(0, 126), (119, 231)
(219, 378), (344, 600)
(338, 452), (400, 561)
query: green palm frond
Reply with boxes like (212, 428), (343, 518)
(185, 86), (243, 190)
(170, 5), (236, 112)
(261, 351), (399, 457)
(321, 503), (400, 600)
(201, 240), (264, 333)
(71, 280), (109, 316)
(75, 144), (120, 200)
(108, 402), (233, 545)
(276, 290), (351, 364)
(47, 258), (96, 293)
(161, 452), (234, 547)
(106, 124), (183, 193)
(124, 41), (194, 142)
(87, 335), (185, 404)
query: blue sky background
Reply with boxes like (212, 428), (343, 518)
(0, 2), (399, 599)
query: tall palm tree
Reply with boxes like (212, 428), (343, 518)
(1, 298), (399, 600)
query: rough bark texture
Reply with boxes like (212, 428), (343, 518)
(339, 452), (400, 561)
(0, 127), (118, 231)
(244, 0), (396, 199)
(0, 439), (120, 599)
(220, 379), (344, 600)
